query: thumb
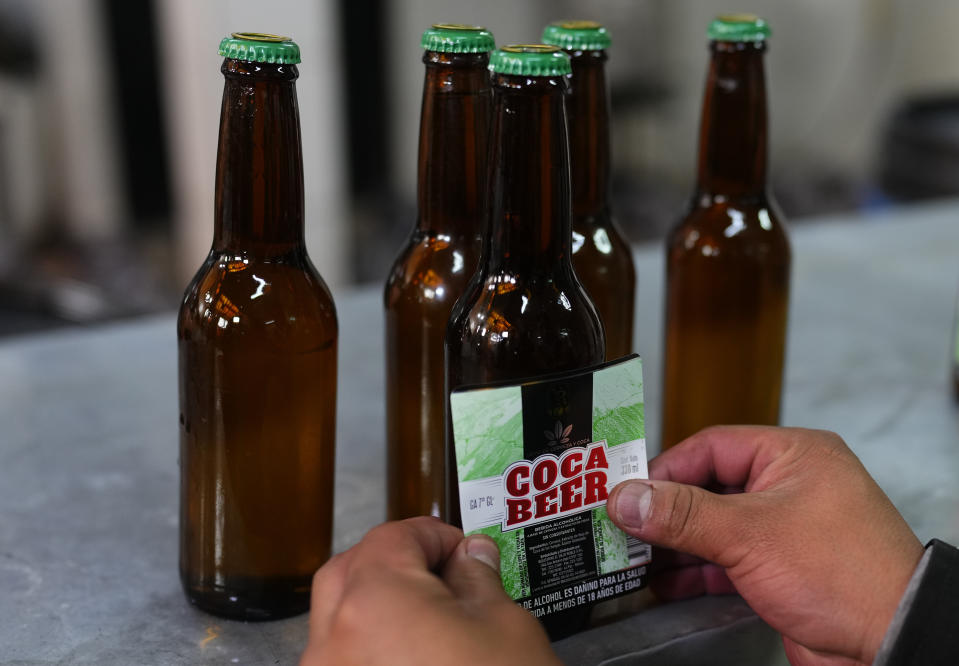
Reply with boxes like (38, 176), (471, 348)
(441, 534), (512, 605)
(608, 480), (751, 568)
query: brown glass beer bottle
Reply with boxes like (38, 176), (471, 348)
(542, 21), (637, 360)
(445, 44), (604, 521)
(445, 46), (605, 640)
(177, 33), (337, 620)
(661, 15), (790, 451)
(384, 25), (494, 521)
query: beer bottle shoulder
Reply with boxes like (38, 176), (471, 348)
(446, 272), (605, 371)
(178, 250), (337, 351)
(384, 229), (481, 310)
(571, 210), (635, 277)
(668, 196), (790, 264)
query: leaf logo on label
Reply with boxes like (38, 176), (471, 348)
(544, 420), (573, 447)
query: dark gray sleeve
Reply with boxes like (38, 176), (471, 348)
(873, 539), (959, 666)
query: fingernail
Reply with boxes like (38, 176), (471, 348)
(465, 535), (500, 572)
(615, 481), (653, 529)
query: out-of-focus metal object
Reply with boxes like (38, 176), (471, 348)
(880, 93), (959, 201)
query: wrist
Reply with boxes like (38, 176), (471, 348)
(872, 539), (959, 665)
(862, 537), (925, 663)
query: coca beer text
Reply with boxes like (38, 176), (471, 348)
(503, 442), (610, 530)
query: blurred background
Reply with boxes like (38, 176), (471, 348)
(1, 0), (958, 336)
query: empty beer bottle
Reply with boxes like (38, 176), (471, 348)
(661, 15), (790, 450)
(542, 20), (637, 360)
(178, 33), (338, 620)
(384, 25), (494, 521)
(445, 43), (604, 534)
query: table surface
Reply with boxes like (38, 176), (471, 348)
(4, 199), (959, 665)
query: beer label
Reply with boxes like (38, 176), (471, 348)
(451, 356), (651, 625)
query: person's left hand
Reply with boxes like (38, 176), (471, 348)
(300, 516), (560, 666)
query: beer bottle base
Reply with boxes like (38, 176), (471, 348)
(181, 575), (312, 621)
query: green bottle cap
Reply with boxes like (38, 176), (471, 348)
(707, 14), (771, 42)
(421, 24), (495, 54)
(541, 20), (611, 51)
(489, 45), (571, 77)
(218, 32), (301, 64)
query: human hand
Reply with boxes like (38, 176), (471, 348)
(606, 426), (923, 666)
(300, 516), (560, 666)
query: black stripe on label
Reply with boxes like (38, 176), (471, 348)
(521, 372), (594, 459)
(520, 372), (596, 594)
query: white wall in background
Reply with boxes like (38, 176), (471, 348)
(0, 77), (44, 258)
(34, 0), (125, 239)
(0, 1), (44, 259)
(156, 0), (349, 288)
(887, 0), (959, 94)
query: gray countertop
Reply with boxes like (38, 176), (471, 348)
(3, 200), (959, 664)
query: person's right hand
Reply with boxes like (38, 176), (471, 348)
(606, 426), (923, 666)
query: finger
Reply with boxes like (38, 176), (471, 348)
(306, 551), (353, 650)
(441, 534), (511, 606)
(308, 518), (462, 648)
(651, 425), (792, 490)
(352, 517), (464, 573)
(607, 479), (756, 567)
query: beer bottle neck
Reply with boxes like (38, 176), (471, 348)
(213, 59), (305, 253)
(567, 51), (610, 218)
(417, 51), (491, 237)
(696, 42), (768, 198)
(485, 74), (573, 274)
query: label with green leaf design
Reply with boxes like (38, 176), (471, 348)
(450, 355), (650, 623)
